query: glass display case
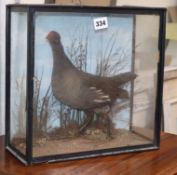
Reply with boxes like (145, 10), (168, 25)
(5, 5), (166, 165)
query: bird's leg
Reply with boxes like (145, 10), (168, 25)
(106, 107), (114, 139)
(107, 117), (111, 138)
(78, 111), (93, 134)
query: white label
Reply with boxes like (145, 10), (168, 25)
(93, 17), (108, 31)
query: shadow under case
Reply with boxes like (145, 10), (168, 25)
(5, 4), (166, 165)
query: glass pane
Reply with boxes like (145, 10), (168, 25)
(10, 11), (27, 155)
(132, 14), (160, 140)
(33, 11), (160, 157)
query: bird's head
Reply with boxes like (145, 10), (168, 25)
(46, 31), (61, 45)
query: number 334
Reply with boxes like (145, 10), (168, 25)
(96, 20), (106, 27)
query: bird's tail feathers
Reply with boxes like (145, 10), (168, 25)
(113, 72), (137, 85)
(117, 88), (129, 99)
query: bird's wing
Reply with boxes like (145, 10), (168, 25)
(80, 82), (112, 109)
(88, 86), (111, 103)
(78, 72), (133, 108)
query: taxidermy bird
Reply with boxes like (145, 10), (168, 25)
(46, 31), (136, 137)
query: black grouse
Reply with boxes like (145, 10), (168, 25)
(46, 31), (136, 137)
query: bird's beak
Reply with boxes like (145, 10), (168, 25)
(46, 34), (49, 40)
(46, 34), (51, 43)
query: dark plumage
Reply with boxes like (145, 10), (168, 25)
(46, 31), (136, 137)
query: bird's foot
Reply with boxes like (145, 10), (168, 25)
(77, 117), (93, 135)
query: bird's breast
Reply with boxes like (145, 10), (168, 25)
(51, 70), (83, 108)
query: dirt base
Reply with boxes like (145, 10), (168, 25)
(11, 128), (151, 157)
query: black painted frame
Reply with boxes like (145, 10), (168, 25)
(5, 4), (166, 165)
